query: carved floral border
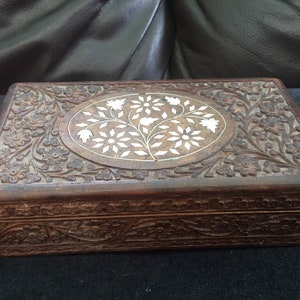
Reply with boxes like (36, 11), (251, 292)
(1, 213), (300, 250)
(0, 80), (299, 184)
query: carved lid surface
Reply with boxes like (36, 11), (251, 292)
(0, 79), (299, 184)
(60, 90), (235, 169)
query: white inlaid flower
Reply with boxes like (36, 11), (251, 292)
(106, 99), (126, 110)
(168, 126), (204, 151)
(200, 118), (219, 133)
(165, 96), (180, 105)
(71, 93), (225, 163)
(130, 95), (163, 115)
(92, 129), (131, 155)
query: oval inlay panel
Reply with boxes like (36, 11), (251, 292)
(59, 90), (235, 169)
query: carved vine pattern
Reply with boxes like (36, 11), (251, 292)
(0, 81), (299, 184)
(1, 214), (300, 247)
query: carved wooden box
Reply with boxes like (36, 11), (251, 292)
(0, 79), (299, 257)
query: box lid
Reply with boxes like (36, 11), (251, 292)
(0, 79), (299, 200)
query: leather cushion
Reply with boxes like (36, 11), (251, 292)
(169, 0), (300, 87)
(0, 0), (174, 94)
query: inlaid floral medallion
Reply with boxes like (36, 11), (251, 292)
(59, 91), (235, 169)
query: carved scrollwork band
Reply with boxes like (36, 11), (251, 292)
(1, 212), (300, 256)
(0, 192), (300, 219)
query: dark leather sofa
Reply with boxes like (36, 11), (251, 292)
(0, 1), (299, 299)
(0, 0), (299, 94)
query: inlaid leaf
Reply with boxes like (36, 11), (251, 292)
(102, 145), (109, 153)
(117, 131), (125, 138)
(152, 107), (161, 111)
(170, 148), (180, 154)
(132, 142), (143, 147)
(204, 114), (214, 118)
(117, 142), (128, 148)
(154, 134), (165, 139)
(99, 122), (108, 128)
(151, 142), (162, 148)
(92, 138), (103, 142)
(184, 142), (191, 150)
(191, 141), (200, 147)
(140, 117), (158, 126)
(97, 107), (107, 111)
(175, 140), (182, 148)
(168, 137), (179, 141)
(87, 118), (98, 123)
(193, 136), (205, 141)
(98, 111), (106, 118)
(121, 151), (130, 158)
(77, 129), (92, 143)
(76, 123), (88, 127)
(135, 150), (148, 156)
(83, 111), (92, 116)
(142, 127), (148, 134)
(120, 137), (131, 142)
(154, 151), (168, 156)
(93, 143), (102, 148)
(112, 145), (118, 153)
(200, 118), (219, 133)
(129, 131), (140, 136)
(159, 125), (169, 129)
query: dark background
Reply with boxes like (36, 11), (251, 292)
(0, 90), (299, 300)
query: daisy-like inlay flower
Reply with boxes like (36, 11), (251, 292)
(168, 126), (204, 151)
(92, 129), (131, 157)
(130, 95), (163, 115)
(106, 99), (126, 111)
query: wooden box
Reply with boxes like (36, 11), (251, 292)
(0, 79), (299, 257)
